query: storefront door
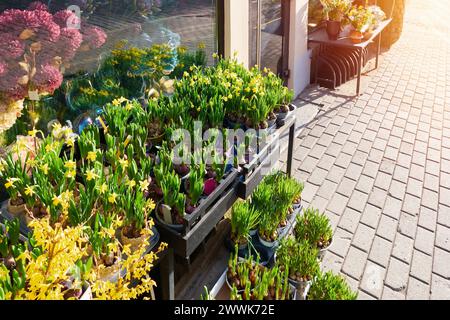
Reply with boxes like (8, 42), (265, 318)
(249, 0), (290, 84)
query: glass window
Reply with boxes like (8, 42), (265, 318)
(0, 0), (218, 146)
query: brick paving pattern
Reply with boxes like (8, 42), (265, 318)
(291, 0), (450, 299)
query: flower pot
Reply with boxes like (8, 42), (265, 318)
(79, 285), (93, 300)
(276, 110), (290, 121)
(97, 255), (122, 283)
(155, 202), (185, 232)
(288, 278), (311, 301)
(350, 30), (364, 43)
(257, 232), (279, 249)
(120, 228), (148, 253)
(225, 273), (245, 294)
(292, 197), (302, 211)
(317, 237), (333, 261)
(7, 199), (26, 217)
(326, 20), (341, 40)
(249, 229), (258, 237)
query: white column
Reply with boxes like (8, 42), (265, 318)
(288, 0), (311, 96)
(224, 0), (250, 68)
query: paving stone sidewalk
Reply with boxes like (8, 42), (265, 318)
(290, 0), (450, 299)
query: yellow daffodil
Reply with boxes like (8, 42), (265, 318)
(40, 163), (49, 175)
(108, 193), (118, 204)
(139, 180), (150, 192)
(126, 179), (136, 189)
(52, 195), (61, 207)
(100, 183), (108, 194)
(64, 160), (76, 170)
(28, 129), (38, 137)
(66, 136), (75, 148)
(65, 170), (76, 179)
(24, 185), (36, 196)
(26, 158), (37, 168)
(118, 158), (129, 170)
(146, 199), (156, 211)
(4, 178), (19, 189)
(87, 151), (97, 162)
(86, 169), (99, 182)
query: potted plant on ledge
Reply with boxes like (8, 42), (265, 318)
(320, 0), (353, 40)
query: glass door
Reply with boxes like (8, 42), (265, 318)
(249, 0), (290, 83)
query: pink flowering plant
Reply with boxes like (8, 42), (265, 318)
(0, 2), (107, 132)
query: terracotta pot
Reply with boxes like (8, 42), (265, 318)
(326, 20), (341, 40)
(7, 199), (25, 216)
(120, 228), (147, 253)
(350, 30), (364, 43)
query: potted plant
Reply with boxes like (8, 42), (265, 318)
(367, 5), (386, 30)
(185, 163), (206, 214)
(348, 5), (374, 43)
(226, 248), (263, 293)
(257, 208), (280, 249)
(157, 170), (185, 231)
(320, 0), (353, 40)
(89, 214), (123, 283)
(0, 219), (27, 300)
(230, 201), (260, 249)
(249, 266), (293, 300)
(276, 237), (320, 299)
(120, 186), (155, 253)
(294, 208), (333, 260)
(307, 271), (358, 300)
(0, 153), (30, 217)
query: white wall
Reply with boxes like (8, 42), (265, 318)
(288, 0), (311, 97)
(224, 0), (249, 68)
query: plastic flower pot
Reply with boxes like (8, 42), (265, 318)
(257, 232), (279, 249)
(156, 201), (185, 232)
(326, 20), (341, 40)
(79, 285), (93, 300)
(249, 229), (258, 236)
(317, 237), (333, 261)
(289, 278), (311, 301)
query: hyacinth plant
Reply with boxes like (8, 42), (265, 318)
(276, 237), (320, 283)
(230, 201), (260, 247)
(294, 208), (333, 250)
(227, 246), (263, 293)
(308, 271), (358, 300)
